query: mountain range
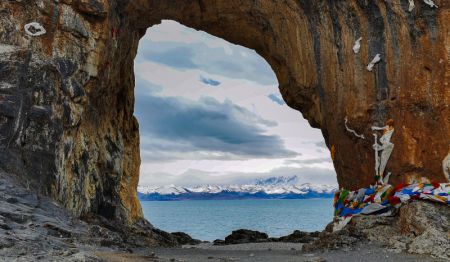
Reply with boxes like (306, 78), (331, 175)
(138, 176), (337, 201)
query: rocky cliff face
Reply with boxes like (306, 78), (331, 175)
(0, 0), (448, 224)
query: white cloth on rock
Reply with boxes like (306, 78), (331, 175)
(361, 203), (388, 215)
(372, 125), (394, 183)
(333, 216), (352, 232)
(353, 37), (362, 54)
(423, 0), (438, 8)
(367, 54), (381, 71)
(408, 0), (415, 12)
(24, 22), (46, 37)
(443, 153), (450, 182)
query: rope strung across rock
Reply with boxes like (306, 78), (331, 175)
(344, 117), (365, 139)
(332, 182), (450, 231)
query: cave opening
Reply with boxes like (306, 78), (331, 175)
(133, 20), (337, 241)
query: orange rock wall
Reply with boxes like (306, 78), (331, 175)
(0, 0), (448, 224)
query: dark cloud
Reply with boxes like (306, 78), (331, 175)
(137, 39), (277, 85)
(200, 76), (221, 86)
(139, 137), (251, 162)
(268, 94), (285, 106)
(135, 80), (297, 161)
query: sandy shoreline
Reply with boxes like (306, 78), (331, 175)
(96, 242), (446, 262)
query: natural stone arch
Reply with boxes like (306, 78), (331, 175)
(0, 0), (448, 225)
(129, 0), (450, 191)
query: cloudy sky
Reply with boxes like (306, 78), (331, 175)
(134, 20), (337, 187)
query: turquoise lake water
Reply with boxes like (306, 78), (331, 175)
(141, 199), (334, 241)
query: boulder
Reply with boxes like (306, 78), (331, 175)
(213, 239), (226, 246)
(215, 229), (319, 245)
(277, 230), (318, 243)
(223, 229), (269, 245)
(171, 232), (202, 245)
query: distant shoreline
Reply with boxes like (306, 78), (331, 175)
(138, 181), (337, 201)
(139, 197), (334, 201)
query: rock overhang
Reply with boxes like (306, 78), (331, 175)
(0, 0), (448, 224)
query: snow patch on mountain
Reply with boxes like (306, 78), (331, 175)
(254, 175), (299, 186)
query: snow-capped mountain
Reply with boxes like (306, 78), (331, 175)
(138, 176), (337, 201)
(254, 175), (299, 186)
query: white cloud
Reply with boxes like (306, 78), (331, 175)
(143, 20), (234, 55)
(135, 20), (337, 187)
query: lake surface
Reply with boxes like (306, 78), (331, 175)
(141, 198), (334, 241)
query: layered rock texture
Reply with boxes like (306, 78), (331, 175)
(0, 170), (178, 261)
(304, 201), (450, 259)
(0, 0), (449, 225)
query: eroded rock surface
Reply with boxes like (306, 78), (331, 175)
(0, 0), (448, 229)
(303, 201), (450, 259)
(171, 232), (203, 246)
(0, 171), (191, 260)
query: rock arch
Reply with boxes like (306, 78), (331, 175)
(0, 0), (448, 224)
